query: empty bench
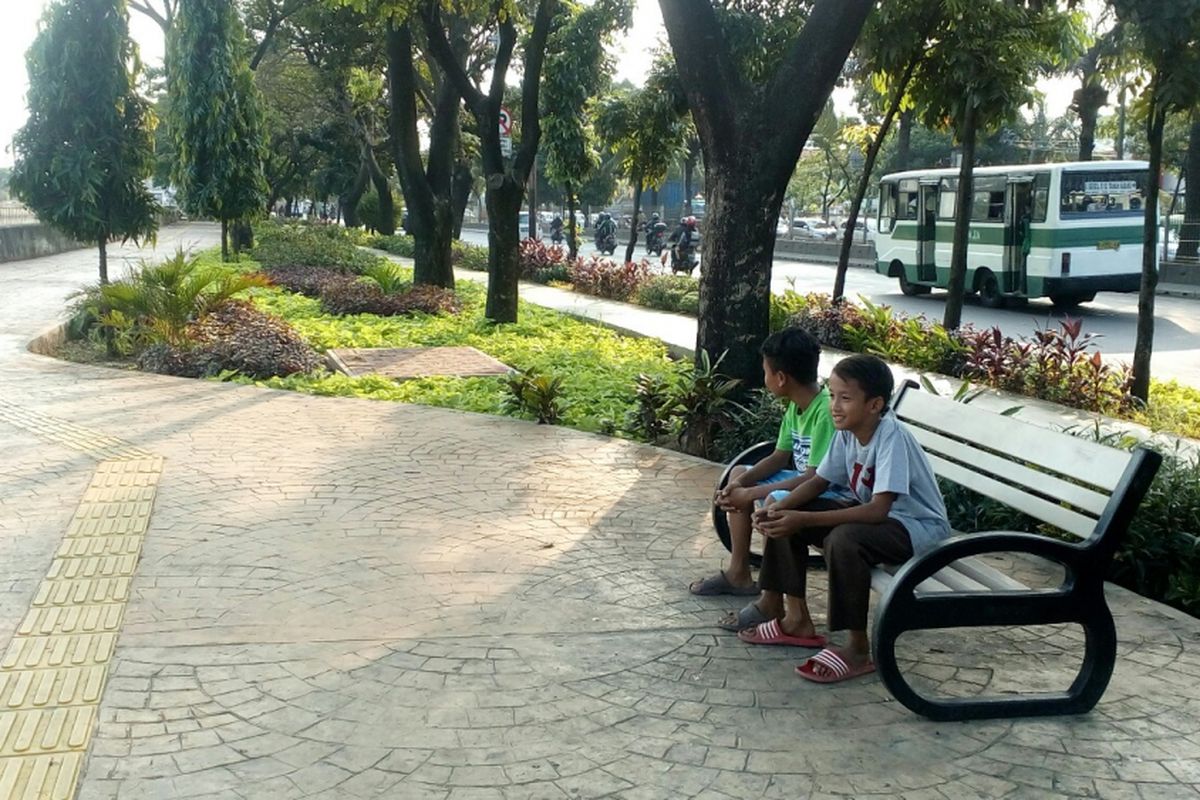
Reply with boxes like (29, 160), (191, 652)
(712, 380), (1162, 720)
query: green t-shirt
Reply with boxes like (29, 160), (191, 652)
(775, 387), (837, 472)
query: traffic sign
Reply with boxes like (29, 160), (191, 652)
(498, 107), (513, 136)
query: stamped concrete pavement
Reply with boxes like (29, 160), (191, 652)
(0, 224), (1199, 799)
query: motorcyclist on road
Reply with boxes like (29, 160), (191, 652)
(596, 212), (616, 240)
(668, 216), (700, 273)
(549, 215), (564, 243)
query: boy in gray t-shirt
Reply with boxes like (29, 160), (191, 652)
(737, 354), (950, 685)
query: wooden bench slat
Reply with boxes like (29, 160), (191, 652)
(926, 454), (1097, 539)
(908, 426), (1111, 517)
(896, 391), (1129, 492)
(944, 553), (1032, 591)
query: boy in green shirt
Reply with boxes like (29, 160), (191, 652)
(689, 329), (837, 611)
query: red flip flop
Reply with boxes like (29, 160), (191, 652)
(795, 648), (876, 683)
(736, 619), (827, 648)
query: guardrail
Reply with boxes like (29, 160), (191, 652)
(0, 204), (39, 228)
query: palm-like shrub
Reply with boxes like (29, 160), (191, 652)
(72, 249), (268, 350)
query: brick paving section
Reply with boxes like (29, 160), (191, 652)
(0, 225), (1198, 799)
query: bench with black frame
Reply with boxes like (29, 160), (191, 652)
(711, 380), (1162, 721)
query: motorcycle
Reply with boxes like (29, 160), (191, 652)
(550, 225), (564, 245)
(645, 222), (668, 256)
(595, 229), (617, 255)
(670, 229), (700, 275)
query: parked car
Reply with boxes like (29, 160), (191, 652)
(839, 219), (876, 242)
(790, 218), (837, 241)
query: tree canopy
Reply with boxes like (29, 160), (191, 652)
(11, 0), (158, 283)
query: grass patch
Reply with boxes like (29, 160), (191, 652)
(244, 260), (674, 432)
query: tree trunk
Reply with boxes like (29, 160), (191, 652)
(365, 149), (395, 236)
(834, 53), (918, 300)
(98, 237), (109, 285)
(451, 160), (473, 240)
(625, 177), (644, 264)
(1116, 87), (1127, 160)
(1131, 104), (1165, 403)
(566, 182), (579, 259)
(527, 162), (539, 239)
(415, 203), (456, 288)
(1180, 117), (1200, 261)
(1074, 82), (1107, 162)
(485, 180), (525, 322)
(341, 160), (370, 229)
(894, 110), (913, 171)
(695, 164), (779, 388)
(683, 157), (695, 216)
(220, 219), (229, 262)
(944, 102), (978, 331)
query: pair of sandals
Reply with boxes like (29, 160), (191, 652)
(735, 618), (876, 683)
(692, 572), (875, 684)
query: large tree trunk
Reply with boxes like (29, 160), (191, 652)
(386, 22), (457, 287)
(98, 237), (109, 285)
(220, 219), (229, 262)
(834, 53), (919, 300)
(1180, 117), (1200, 261)
(944, 102), (978, 331)
(485, 181), (525, 322)
(1131, 105), (1166, 403)
(624, 177), (644, 264)
(659, 0), (873, 386)
(566, 182), (579, 259)
(695, 164), (779, 385)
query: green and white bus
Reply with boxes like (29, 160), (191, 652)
(875, 160), (1152, 308)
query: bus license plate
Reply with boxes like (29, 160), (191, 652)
(1096, 240), (1121, 251)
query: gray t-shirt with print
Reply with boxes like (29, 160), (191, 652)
(816, 410), (950, 556)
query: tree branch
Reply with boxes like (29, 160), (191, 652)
(512, 0), (556, 179)
(420, 3), (485, 115)
(761, 0), (873, 175)
(656, 0), (743, 163)
(128, 0), (167, 32)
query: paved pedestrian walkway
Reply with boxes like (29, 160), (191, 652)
(1, 224), (1199, 799)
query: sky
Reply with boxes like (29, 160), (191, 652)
(0, 0), (1079, 168)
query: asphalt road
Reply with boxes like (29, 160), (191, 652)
(459, 227), (1200, 389)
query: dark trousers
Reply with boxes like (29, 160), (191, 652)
(757, 498), (913, 632)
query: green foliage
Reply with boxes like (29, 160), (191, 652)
(541, 0), (632, 192)
(9, 0), (158, 277)
(248, 274), (675, 433)
(711, 388), (787, 464)
(594, 64), (692, 192)
(842, 297), (968, 375)
(168, 0), (268, 225)
(624, 350), (743, 458)
(371, 234), (417, 258)
(358, 188), (401, 234)
(71, 249), (268, 350)
(1112, 0), (1200, 115)
(1136, 381), (1200, 440)
(451, 240), (489, 271)
(768, 288), (809, 332)
(253, 222), (384, 272)
(636, 275), (700, 316)
(362, 262), (410, 295)
(502, 368), (569, 424)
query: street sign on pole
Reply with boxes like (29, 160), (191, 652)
(498, 107), (513, 136)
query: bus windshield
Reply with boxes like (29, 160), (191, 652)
(1059, 169), (1147, 217)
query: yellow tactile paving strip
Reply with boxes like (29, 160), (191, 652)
(0, 399), (153, 462)
(0, 456), (162, 799)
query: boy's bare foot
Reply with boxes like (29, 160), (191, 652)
(777, 616), (818, 641)
(796, 646), (876, 683)
(688, 570), (757, 596)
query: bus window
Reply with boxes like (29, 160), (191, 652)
(1032, 173), (1049, 222)
(971, 176), (1006, 222)
(1060, 169), (1146, 216)
(938, 178), (957, 220)
(879, 183), (897, 232)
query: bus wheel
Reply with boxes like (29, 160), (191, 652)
(1050, 292), (1095, 309)
(977, 270), (1005, 309)
(899, 269), (931, 296)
